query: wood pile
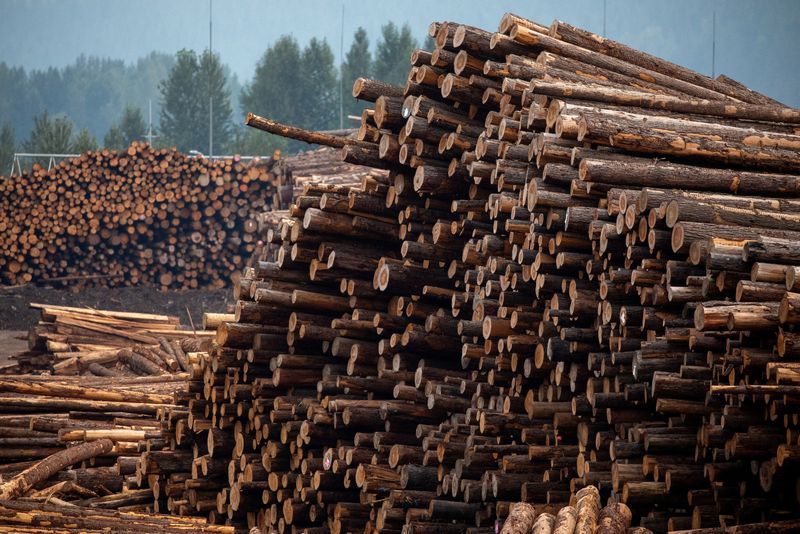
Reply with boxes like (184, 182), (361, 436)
(0, 142), (281, 289)
(498, 492), (800, 534)
(0, 143), (371, 290)
(12, 304), (215, 375)
(0, 381), (236, 532)
(270, 146), (377, 210)
(0, 307), (234, 530)
(229, 12), (800, 534)
(3, 11), (798, 534)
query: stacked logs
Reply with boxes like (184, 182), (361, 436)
(14, 303), (214, 374)
(0, 141), (281, 289)
(44, 12), (798, 534)
(0, 336), (233, 531)
(270, 146), (377, 210)
(240, 12), (800, 534)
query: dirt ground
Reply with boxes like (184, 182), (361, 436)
(0, 284), (233, 331)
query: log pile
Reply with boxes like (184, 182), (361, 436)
(0, 143), (370, 289)
(270, 146), (378, 210)
(4, 11), (799, 534)
(13, 303), (215, 375)
(498, 490), (800, 534)
(219, 12), (800, 533)
(0, 142), (282, 289)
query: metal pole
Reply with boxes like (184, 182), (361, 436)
(339, 2), (345, 130)
(711, 4), (717, 78)
(209, 0), (213, 158)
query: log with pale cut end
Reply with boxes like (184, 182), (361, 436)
(573, 485), (601, 534)
(530, 512), (556, 534)
(596, 503), (632, 534)
(551, 505), (577, 534)
(780, 292), (800, 325)
(499, 502), (536, 534)
(0, 438), (114, 499)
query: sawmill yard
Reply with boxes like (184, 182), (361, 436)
(1, 5), (800, 534)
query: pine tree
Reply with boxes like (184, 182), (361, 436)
(119, 105), (147, 145)
(240, 36), (303, 150)
(71, 128), (98, 153)
(197, 50), (234, 154)
(103, 125), (126, 151)
(104, 105), (147, 150)
(0, 122), (15, 175)
(423, 34), (436, 51)
(25, 111), (74, 155)
(159, 50), (203, 152)
(298, 38), (339, 131)
(341, 28), (372, 121)
(373, 22), (417, 86)
(242, 36), (303, 125)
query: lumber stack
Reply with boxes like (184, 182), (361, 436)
(13, 303), (215, 375)
(229, 12), (800, 534)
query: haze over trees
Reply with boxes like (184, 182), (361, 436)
(0, 22), (418, 168)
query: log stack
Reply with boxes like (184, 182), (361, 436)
(12, 303), (215, 375)
(0, 143), (365, 290)
(225, 12), (800, 533)
(5, 11), (798, 534)
(0, 142), (282, 289)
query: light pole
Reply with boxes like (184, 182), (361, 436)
(208, 0), (213, 158)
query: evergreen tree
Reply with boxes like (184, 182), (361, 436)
(104, 104), (147, 150)
(25, 111), (74, 155)
(71, 127), (98, 153)
(373, 22), (417, 86)
(298, 38), (338, 131)
(119, 105), (147, 144)
(159, 49), (203, 152)
(241, 36), (303, 125)
(0, 122), (15, 175)
(197, 50), (234, 154)
(240, 36), (303, 151)
(423, 34), (436, 51)
(341, 28), (372, 121)
(103, 125), (126, 151)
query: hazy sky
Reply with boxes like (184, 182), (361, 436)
(1, 0), (799, 106)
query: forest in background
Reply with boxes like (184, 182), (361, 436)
(0, 22), (425, 172)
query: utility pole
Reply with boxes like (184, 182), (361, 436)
(145, 100), (158, 145)
(209, 0), (214, 158)
(339, 2), (345, 130)
(711, 4), (717, 78)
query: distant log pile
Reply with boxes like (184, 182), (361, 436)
(0, 143), (366, 290)
(0, 142), (281, 289)
(13, 304), (214, 375)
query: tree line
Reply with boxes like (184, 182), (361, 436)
(0, 22), (421, 172)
